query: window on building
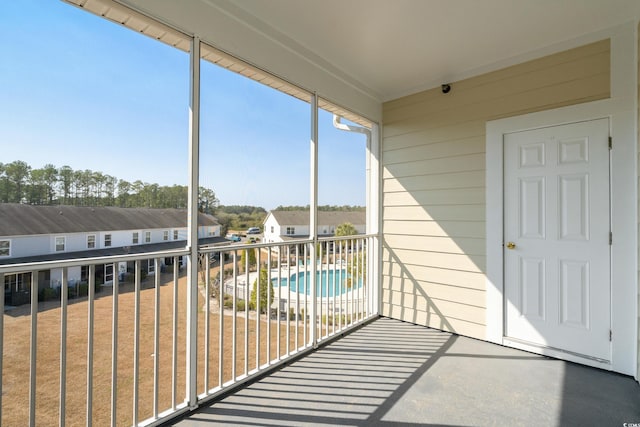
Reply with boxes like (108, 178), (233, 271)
(4, 275), (11, 294)
(5, 273), (29, 293)
(0, 240), (10, 257)
(270, 226), (274, 233)
(132, 232), (139, 244)
(145, 231), (151, 243)
(163, 230), (169, 241)
(148, 259), (155, 274)
(105, 264), (113, 283)
(173, 230), (179, 240)
(18, 273), (29, 292)
(104, 234), (112, 247)
(286, 227), (295, 235)
(55, 236), (65, 252)
(87, 234), (96, 249)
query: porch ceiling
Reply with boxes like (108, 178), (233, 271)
(184, 0), (640, 101)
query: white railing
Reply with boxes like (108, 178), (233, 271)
(0, 235), (377, 426)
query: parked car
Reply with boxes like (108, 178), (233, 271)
(226, 233), (241, 242)
(247, 227), (261, 234)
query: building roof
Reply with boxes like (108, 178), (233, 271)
(279, 234), (334, 241)
(0, 236), (228, 266)
(0, 204), (218, 236)
(267, 210), (365, 227)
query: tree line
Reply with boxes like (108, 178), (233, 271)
(215, 205), (268, 236)
(0, 160), (219, 213)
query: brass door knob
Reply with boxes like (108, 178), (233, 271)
(506, 242), (516, 250)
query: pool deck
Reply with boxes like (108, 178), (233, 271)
(173, 317), (640, 426)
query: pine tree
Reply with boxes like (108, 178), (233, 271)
(249, 268), (273, 314)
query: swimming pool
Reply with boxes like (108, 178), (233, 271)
(274, 269), (362, 297)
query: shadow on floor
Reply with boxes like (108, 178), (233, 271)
(175, 317), (640, 427)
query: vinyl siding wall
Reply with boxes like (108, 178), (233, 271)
(381, 40), (611, 339)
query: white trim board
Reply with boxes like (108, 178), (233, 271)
(486, 22), (637, 377)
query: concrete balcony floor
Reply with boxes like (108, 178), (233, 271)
(175, 317), (640, 426)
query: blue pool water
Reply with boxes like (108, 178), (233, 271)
(274, 269), (362, 297)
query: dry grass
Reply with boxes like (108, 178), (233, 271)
(2, 267), (307, 426)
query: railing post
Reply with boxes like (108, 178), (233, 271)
(29, 270), (37, 427)
(132, 260), (141, 425)
(86, 264), (95, 427)
(231, 251), (237, 381)
(153, 258), (161, 417)
(243, 250), (249, 374)
(59, 267), (68, 427)
(309, 93), (319, 348)
(218, 253), (224, 387)
(172, 256), (179, 409)
(255, 249), (261, 369)
(205, 256), (211, 391)
(110, 264), (118, 427)
(186, 35), (201, 408)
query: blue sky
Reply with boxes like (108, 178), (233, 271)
(0, 0), (367, 210)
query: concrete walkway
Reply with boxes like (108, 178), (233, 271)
(175, 317), (640, 426)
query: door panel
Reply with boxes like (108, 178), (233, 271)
(520, 177), (545, 239)
(520, 256), (545, 319)
(504, 118), (610, 361)
(559, 174), (588, 240)
(559, 259), (589, 328)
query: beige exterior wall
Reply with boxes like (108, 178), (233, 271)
(381, 40), (611, 339)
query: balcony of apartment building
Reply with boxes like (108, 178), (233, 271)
(1, 0), (639, 426)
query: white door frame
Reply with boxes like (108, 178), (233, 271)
(486, 22), (637, 376)
(502, 117), (612, 366)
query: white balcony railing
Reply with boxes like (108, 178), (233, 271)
(0, 235), (377, 426)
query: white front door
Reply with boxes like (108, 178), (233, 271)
(504, 118), (611, 362)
